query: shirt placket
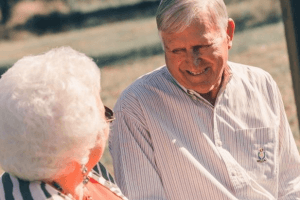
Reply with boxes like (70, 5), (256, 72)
(213, 90), (250, 197)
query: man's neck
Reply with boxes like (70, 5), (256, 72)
(200, 64), (231, 106)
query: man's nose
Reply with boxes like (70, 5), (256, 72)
(186, 50), (201, 67)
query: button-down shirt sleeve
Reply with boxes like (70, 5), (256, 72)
(109, 91), (167, 200)
(276, 86), (300, 199)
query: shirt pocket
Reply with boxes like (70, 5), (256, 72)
(234, 127), (277, 182)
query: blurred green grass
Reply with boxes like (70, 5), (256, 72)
(0, 17), (160, 68)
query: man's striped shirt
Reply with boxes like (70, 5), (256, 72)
(109, 62), (300, 200)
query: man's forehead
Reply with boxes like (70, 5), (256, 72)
(161, 26), (219, 44)
(164, 17), (220, 34)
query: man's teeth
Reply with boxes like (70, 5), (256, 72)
(188, 68), (208, 75)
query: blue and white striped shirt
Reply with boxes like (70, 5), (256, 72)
(0, 162), (128, 200)
(109, 61), (300, 200)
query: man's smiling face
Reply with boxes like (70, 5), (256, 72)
(161, 16), (234, 96)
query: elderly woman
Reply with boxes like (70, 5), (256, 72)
(0, 47), (128, 200)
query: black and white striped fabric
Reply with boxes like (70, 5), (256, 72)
(109, 61), (300, 200)
(0, 162), (128, 200)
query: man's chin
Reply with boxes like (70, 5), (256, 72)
(188, 83), (214, 94)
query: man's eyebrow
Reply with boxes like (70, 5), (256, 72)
(172, 47), (185, 50)
(193, 44), (212, 48)
(164, 45), (172, 50)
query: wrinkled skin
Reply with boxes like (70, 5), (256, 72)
(161, 16), (235, 103)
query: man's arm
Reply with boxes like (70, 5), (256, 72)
(276, 86), (300, 199)
(109, 109), (167, 200)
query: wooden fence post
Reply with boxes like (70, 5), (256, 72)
(280, 0), (300, 134)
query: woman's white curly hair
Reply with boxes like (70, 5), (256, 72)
(0, 46), (107, 181)
(156, 0), (228, 33)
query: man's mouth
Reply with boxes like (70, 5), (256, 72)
(187, 67), (209, 76)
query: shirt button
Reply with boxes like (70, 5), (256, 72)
(217, 141), (222, 147)
(231, 171), (236, 176)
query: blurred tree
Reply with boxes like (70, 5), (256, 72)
(0, 0), (10, 24)
(0, 0), (71, 25)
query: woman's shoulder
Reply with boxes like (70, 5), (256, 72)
(91, 162), (128, 200)
(1, 162), (127, 200)
(0, 172), (70, 200)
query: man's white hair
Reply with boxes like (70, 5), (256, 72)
(156, 0), (228, 33)
(0, 46), (107, 181)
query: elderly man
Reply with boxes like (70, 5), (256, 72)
(109, 0), (300, 199)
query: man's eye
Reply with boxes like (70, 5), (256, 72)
(195, 44), (212, 50)
(172, 49), (184, 54)
(203, 44), (213, 48)
(193, 44), (213, 53)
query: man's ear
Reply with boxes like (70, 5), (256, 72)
(226, 18), (235, 50)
